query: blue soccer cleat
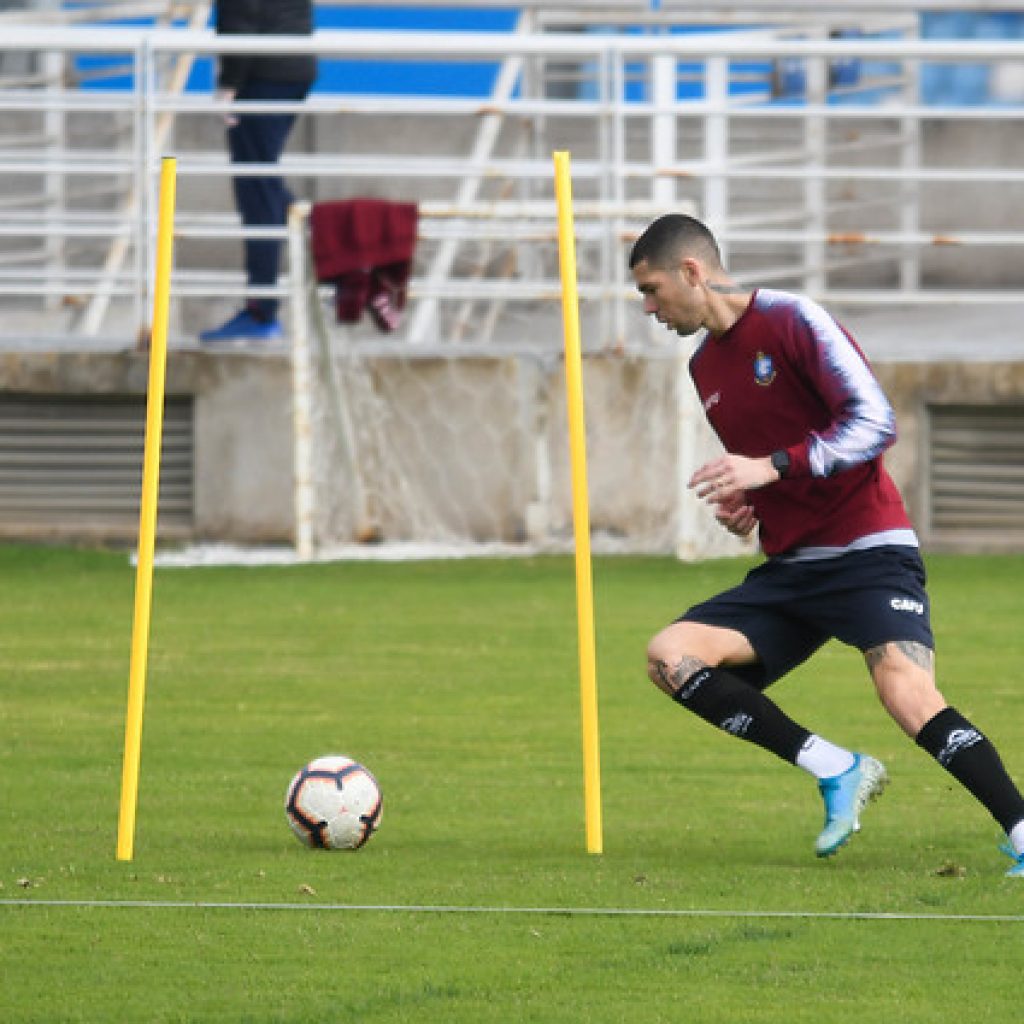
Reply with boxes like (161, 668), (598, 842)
(815, 753), (888, 858)
(199, 309), (283, 344)
(1000, 842), (1024, 878)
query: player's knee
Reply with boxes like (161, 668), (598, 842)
(868, 657), (946, 737)
(646, 639), (709, 698)
(646, 653), (674, 695)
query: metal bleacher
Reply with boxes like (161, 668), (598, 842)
(1, 2), (1024, 553)
(1, 2), (1024, 348)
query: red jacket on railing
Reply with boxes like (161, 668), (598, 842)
(310, 199), (419, 333)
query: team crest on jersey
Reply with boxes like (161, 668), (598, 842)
(753, 351), (776, 385)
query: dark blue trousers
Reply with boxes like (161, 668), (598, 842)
(227, 77), (312, 319)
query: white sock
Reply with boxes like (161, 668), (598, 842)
(796, 735), (856, 780)
(1008, 820), (1024, 857)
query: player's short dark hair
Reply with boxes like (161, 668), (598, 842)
(629, 214), (722, 271)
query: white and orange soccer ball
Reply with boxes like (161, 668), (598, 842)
(284, 755), (383, 850)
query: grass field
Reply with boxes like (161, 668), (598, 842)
(2, 543), (1023, 1022)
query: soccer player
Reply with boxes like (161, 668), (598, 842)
(630, 212), (1024, 877)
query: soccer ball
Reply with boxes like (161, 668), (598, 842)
(284, 755), (383, 850)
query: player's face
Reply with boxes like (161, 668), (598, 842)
(632, 258), (704, 336)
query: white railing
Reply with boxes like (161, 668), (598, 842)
(2, 22), (1024, 345)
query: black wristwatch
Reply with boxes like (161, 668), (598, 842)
(770, 449), (791, 479)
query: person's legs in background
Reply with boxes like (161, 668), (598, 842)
(201, 77), (311, 342)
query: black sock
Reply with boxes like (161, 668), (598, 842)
(915, 706), (1024, 832)
(672, 667), (810, 765)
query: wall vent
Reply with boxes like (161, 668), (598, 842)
(0, 393), (193, 539)
(927, 404), (1024, 550)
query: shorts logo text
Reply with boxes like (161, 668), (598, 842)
(890, 597), (924, 615)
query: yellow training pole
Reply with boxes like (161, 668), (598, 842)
(553, 150), (603, 855)
(117, 156), (177, 861)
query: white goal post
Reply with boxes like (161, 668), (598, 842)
(286, 200), (751, 561)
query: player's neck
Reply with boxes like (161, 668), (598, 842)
(704, 279), (753, 336)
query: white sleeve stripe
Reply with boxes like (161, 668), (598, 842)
(768, 291), (896, 477)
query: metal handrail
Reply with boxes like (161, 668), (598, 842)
(2, 23), (1024, 343)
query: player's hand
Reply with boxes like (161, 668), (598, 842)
(713, 496), (758, 538)
(216, 87), (238, 127)
(689, 453), (778, 503)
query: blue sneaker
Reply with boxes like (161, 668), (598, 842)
(199, 310), (283, 343)
(1000, 842), (1024, 878)
(815, 753), (888, 858)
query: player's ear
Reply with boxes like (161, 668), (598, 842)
(679, 256), (703, 287)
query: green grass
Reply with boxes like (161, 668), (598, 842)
(2, 544), (1023, 1022)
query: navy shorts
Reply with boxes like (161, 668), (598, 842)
(678, 545), (934, 689)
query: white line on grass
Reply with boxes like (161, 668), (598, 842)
(2, 899), (1023, 923)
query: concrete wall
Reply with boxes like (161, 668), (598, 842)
(2, 345), (1022, 552)
(875, 360), (1024, 548)
(3, 104), (1022, 550)
(0, 348), (294, 544)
